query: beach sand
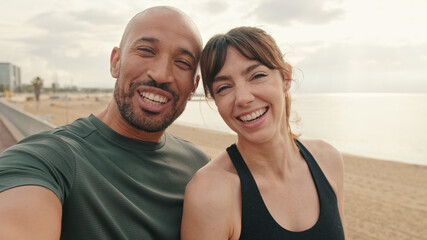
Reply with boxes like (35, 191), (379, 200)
(5, 93), (427, 240)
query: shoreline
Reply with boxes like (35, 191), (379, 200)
(3, 94), (427, 239)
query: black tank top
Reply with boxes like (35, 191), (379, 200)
(226, 140), (345, 240)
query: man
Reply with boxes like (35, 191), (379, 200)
(0, 6), (209, 240)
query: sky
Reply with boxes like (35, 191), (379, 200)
(1, 0), (426, 93)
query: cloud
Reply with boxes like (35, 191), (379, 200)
(200, 0), (230, 14)
(70, 9), (126, 25)
(28, 11), (87, 34)
(28, 10), (126, 33)
(22, 10), (124, 57)
(293, 42), (427, 93)
(251, 0), (345, 26)
(7, 9), (128, 87)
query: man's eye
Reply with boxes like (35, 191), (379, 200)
(138, 48), (155, 55)
(176, 60), (192, 70)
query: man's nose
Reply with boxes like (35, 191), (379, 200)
(148, 56), (174, 84)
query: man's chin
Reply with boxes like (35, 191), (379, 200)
(126, 113), (176, 133)
(117, 97), (185, 133)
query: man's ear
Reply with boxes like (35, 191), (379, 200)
(188, 75), (200, 101)
(110, 47), (121, 78)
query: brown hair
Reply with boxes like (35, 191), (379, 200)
(200, 26), (298, 140)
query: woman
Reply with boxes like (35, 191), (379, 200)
(181, 27), (345, 240)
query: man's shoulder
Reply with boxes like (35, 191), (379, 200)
(164, 132), (209, 159)
(9, 132), (73, 155)
(53, 115), (97, 138)
(2, 116), (97, 159)
(164, 131), (192, 145)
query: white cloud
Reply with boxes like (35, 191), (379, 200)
(251, 0), (345, 25)
(1, 9), (126, 88)
(295, 42), (427, 93)
(199, 0), (230, 14)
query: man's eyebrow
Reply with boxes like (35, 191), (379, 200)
(179, 48), (197, 64)
(131, 38), (196, 63)
(133, 37), (159, 45)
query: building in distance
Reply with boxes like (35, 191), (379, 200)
(0, 62), (21, 93)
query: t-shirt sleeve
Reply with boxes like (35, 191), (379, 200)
(173, 134), (211, 166)
(0, 133), (76, 204)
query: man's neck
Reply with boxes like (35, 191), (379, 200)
(96, 100), (165, 142)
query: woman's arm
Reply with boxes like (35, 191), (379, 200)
(303, 139), (346, 236)
(181, 167), (239, 240)
(322, 141), (346, 234)
(333, 147), (346, 236)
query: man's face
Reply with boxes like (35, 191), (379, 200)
(110, 11), (201, 132)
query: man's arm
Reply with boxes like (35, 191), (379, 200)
(0, 186), (62, 240)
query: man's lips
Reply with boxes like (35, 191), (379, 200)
(139, 91), (168, 104)
(135, 87), (173, 113)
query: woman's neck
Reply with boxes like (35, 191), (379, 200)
(236, 132), (300, 179)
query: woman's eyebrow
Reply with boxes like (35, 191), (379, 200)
(242, 63), (262, 75)
(213, 63), (262, 83)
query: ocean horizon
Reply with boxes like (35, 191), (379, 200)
(176, 93), (427, 166)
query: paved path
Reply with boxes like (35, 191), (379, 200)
(0, 117), (17, 152)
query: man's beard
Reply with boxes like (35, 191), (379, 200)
(114, 78), (187, 133)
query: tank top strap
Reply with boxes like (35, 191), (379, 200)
(294, 139), (337, 199)
(226, 144), (248, 178)
(226, 144), (266, 207)
(226, 144), (274, 238)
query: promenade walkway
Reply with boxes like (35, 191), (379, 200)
(0, 116), (17, 152)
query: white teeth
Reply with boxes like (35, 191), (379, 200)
(140, 92), (167, 104)
(239, 108), (267, 122)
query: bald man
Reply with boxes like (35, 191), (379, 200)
(0, 6), (209, 240)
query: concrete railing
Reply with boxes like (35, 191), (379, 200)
(0, 99), (55, 139)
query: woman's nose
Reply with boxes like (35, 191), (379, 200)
(234, 83), (255, 107)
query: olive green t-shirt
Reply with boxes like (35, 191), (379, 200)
(0, 114), (210, 239)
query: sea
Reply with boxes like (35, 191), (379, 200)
(176, 93), (427, 166)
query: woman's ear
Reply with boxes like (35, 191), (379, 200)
(110, 47), (121, 78)
(188, 75), (200, 101)
(283, 63), (292, 91)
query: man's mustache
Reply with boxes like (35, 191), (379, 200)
(129, 79), (178, 100)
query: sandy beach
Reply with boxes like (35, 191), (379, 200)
(4, 93), (427, 240)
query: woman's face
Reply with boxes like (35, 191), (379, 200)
(211, 47), (291, 144)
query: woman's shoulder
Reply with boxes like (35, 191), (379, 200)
(298, 138), (342, 165)
(298, 138), (344, 191)
(186, 150), (240, 200)
(182, 150), (241, 239)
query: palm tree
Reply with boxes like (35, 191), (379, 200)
(32, 76), (43, 101)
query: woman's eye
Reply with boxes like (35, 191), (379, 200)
(253, 73), (267, 79)
(215, 85), (229, 94)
